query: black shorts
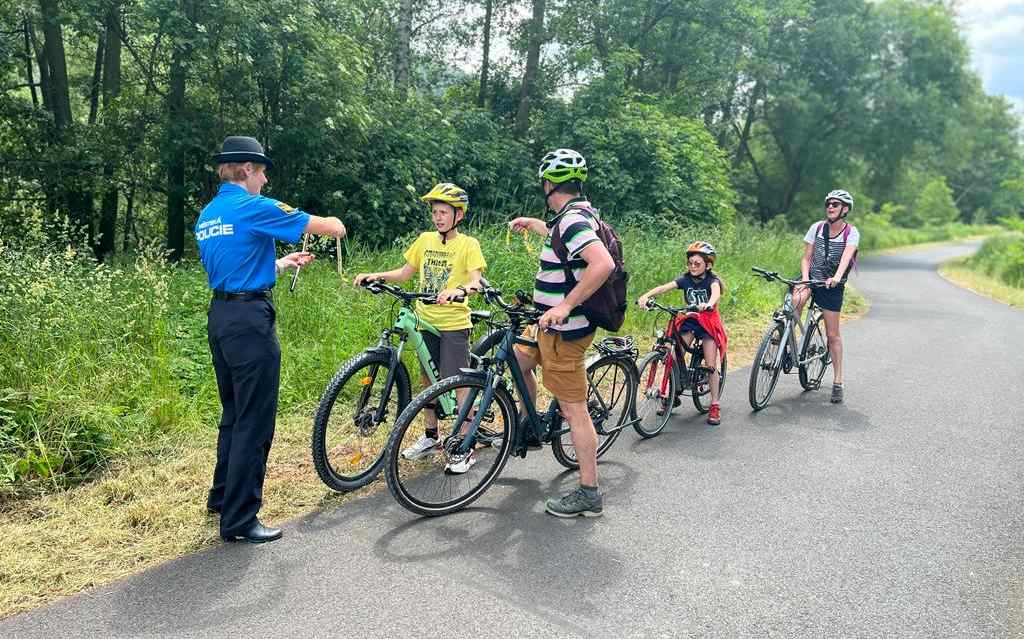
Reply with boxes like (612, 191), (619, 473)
(678, 318), (710, 341)
(812, 284), (845, 312)
(420, 329), (471, 380)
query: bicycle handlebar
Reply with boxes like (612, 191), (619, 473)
(477, 277), (543, 323)
(750, 267), (826, 288)
(360, 279), (466, 305)
(640, 298), (700, 315)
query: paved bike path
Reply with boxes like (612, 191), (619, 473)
(5, 241), (1023, 637)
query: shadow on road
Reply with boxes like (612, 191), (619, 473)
(371, 462), (639, 636)
(745, 390), (875, 433)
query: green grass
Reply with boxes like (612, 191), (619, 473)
(0, 221), (806, 494)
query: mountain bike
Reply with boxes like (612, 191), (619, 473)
(634, 299), (728, 437)
(383, 284), (639, 517)
(311, 280), (505, 492)
(747, 267), (830, 411)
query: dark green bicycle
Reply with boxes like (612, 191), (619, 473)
(383, 283), (639, 517)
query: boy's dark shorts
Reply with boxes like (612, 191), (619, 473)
(420, 329), (471, 380)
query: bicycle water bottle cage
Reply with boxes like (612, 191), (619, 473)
(772, 309), (787, 322)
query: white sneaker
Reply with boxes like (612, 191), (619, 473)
(401, 434), (439, 460)
(445, 450), (477, 474)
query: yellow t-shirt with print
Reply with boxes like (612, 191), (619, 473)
(403, 232), (487, 331)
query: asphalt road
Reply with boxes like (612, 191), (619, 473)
(5, 241), (1023, 638)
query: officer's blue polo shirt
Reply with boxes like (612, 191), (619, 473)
(195, 183), (311, 292)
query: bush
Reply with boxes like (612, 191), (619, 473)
(967, 231), (1024, 288)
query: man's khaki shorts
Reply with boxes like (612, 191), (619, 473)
(514, 325), (595, 404)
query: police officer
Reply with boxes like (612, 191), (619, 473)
(196, 136), (346, 543)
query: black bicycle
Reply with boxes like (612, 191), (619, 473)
(634, 299), (728, 437)
(747, 267), (830, 410)
(311, 280), (504, 492)
(383, 283), (639, 517)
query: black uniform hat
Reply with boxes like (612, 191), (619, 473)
(213, 136), (274, 168)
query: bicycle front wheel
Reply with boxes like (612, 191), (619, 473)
(550, 355), (633, 469)
(312, 351), (410, 492)
(748, 323), (784, 411)
(634, 349), (675, 438)
(384, 374), (515, 517)
(798, 313), (830, 391)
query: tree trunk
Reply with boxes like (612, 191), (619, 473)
(29, 23), (51, 113)
(97, 3), (122, 259)
(477, 0), (493, 108)
(394, 0), (413, 99)
(39, 0), (93, 233)
(22, 17), (39, 108)
(515, 0), (545, 137)
(37, 0), (71, 132)
(88, 35), (104, 125)
(165, 0), (193, 262)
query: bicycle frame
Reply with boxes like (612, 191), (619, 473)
(449, 324), (566, 456)
(362, 292), (459, 426)
(769, 287), (820, 373)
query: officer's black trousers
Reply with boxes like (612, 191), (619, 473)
(206, 297), (280, 537)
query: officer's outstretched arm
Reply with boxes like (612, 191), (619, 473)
(305, 215), (346, 238)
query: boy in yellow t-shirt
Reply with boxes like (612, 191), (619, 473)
(353, 183), (486, 473)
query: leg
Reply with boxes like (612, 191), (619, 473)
(793, 286), (812, 334)
(559, 399), (598, 486)
(207, 314), (235, 513)
(702, 339), (720, 403)
(513, 328), (541, 415)
(216, 303), (282, 537)
(822, 309), (843, 385)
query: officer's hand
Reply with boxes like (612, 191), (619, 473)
(277, 252), (314, 272)
(330, 217), (347, 238)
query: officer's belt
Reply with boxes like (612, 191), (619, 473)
(212, 290), (272, 302)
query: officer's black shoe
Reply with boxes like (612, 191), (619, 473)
(222, 520), (283, 544)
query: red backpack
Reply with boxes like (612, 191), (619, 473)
(550, 204), (629, 332)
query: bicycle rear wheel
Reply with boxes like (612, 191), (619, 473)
(384, 374), (514, 517)
(798, 312), (830, 391)
(634, 349), (675, 438)
(692, 352), (727, 414)
(312, 351), (410, 492)
(550, 355), (632, 469)
(748, 323), (784, 411)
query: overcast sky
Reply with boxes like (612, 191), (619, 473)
(957, 0), (1024, 115)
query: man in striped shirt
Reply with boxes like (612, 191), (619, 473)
(509, 149), (615, 518)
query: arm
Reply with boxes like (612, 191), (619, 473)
(305, 215), (346, 237)
(538, 242), (615, 330)
(508, 217), (548, 237)
(702, 280), (722, 310)
(637, 281), (680, 309)
(353, 263), (416, 286)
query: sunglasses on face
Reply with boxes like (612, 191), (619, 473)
(825, 201), (844, 210)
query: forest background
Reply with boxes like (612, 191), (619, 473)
(1, 0), (1023, 491)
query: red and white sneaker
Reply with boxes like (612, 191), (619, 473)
(706, 403), (721, 426)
